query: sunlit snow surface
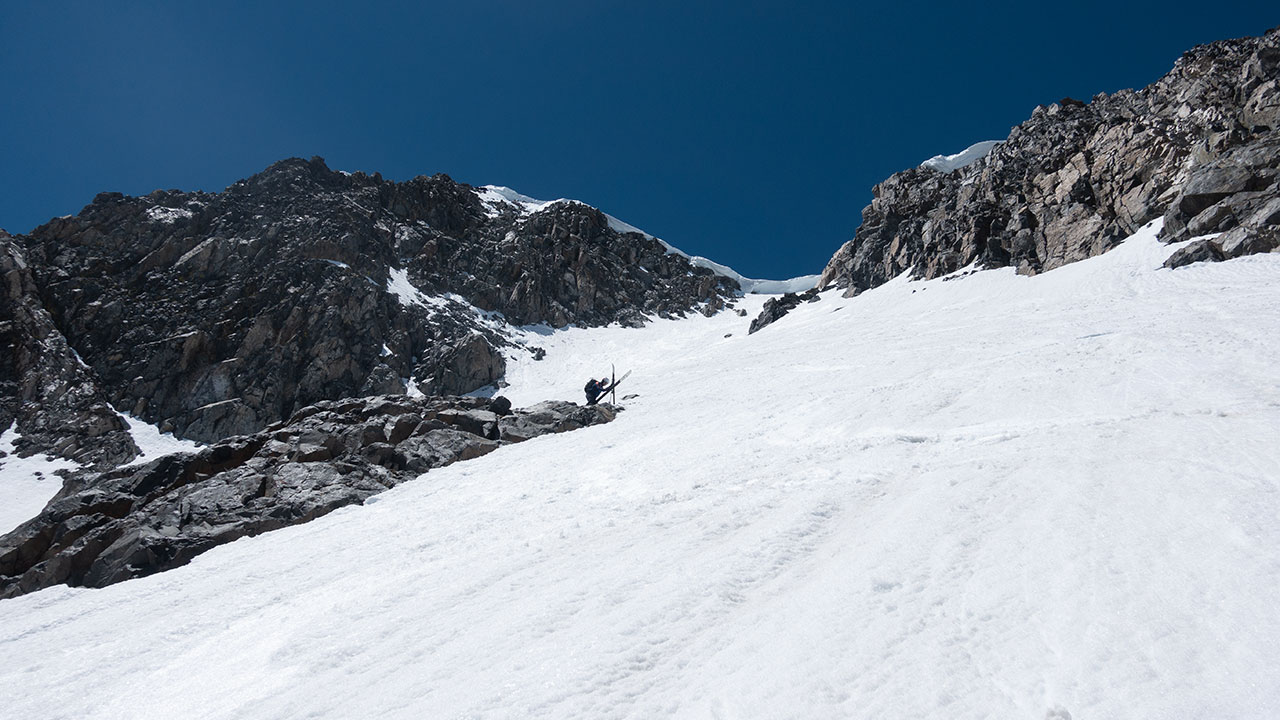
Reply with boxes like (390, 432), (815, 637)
(119, 413), (202, 467)
(0, 423), (78, 535)
(3, 222), (1280, 718)
(921, 140), (1001, 173)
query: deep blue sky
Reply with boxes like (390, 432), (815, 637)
(1, 2), (1274, 279)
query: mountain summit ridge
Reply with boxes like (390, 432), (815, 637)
(819, 26), (1280, 293)
(9, 157), (739, 448)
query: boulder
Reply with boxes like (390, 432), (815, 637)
(497, 401), (617, 443)
(1163, 239), (1227, 269)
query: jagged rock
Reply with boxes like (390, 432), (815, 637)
(1218, 224), (1280, 256)
(820, 27), (1280, 294)
(15, 157), (736, 444)
(748, 289), (820, 334)
(1163, 239), (1227, 268)
(0, 394), (616, 598)
(489, 395), (513, 416)
(1165, 224), (1280, 268)
(423, 332), (505, 396)
(1163, 134), (1280, 243)
(0, 232), (138, 469)
(359, 363), (405, 396)
(496, 400), (618, 443)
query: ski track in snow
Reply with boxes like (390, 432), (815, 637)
(1, 222), (1279, 718)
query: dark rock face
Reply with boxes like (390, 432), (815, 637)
(0, 394), (616, 598)
(0, 232), (137, 469)
(748, 289), (821, 334)
(431, 199), (737, 328)
(1162, 133), (1280, 265)
(1163, 238), (1226, 268)
(820, 27), (1280, 294)
(16, 157), (735, 443)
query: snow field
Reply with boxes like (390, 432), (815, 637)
(1, 222), (1278, 718)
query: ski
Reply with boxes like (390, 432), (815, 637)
(610, 369), (632, 401)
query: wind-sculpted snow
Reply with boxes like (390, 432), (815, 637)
(601, 212), (819, 294)
(1, 222), (1277, 718)
(920, 140), (1001, 173)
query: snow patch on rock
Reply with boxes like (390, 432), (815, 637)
(921, 140), (1002, 173)
(478, 186), (566, 217)
(0, 422), (79, 534)
(146, 206), (194, 224)
(386, 268), (445, 309)
(118, 413), (203, 468)
(603, 214), (818, 293)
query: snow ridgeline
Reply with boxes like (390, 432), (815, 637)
(479, 185), (819, 295)
(920, 139), (1002, 173)
(2, 220), (1278, 719)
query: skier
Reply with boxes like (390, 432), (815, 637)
(584, 376), (613, 405)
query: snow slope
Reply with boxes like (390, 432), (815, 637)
(0, 423), (78, 535)
(118, 413), (203, 468)
(2, 222), (1279, 719)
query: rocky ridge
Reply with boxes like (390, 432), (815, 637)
(1, 159), (733, 597)
(1, 232), (137, 469)
(13, 158), (736, 446)
(0, 394), (616, 599)
(819, 27), (1280, 294)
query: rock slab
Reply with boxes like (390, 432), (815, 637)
(0, 395), (616, 599)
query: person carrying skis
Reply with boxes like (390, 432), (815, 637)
(584, 376), (613, 405)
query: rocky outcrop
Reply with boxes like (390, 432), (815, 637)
(16, 157), (736, 443)
(820, 27), (1280, 294)
(0, 394), (616, 598)
(748, 289), (821, 334)
(456, 200), (734, 328)
(1162, 133), (1280, 266)
(0, 232), (137, 469)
